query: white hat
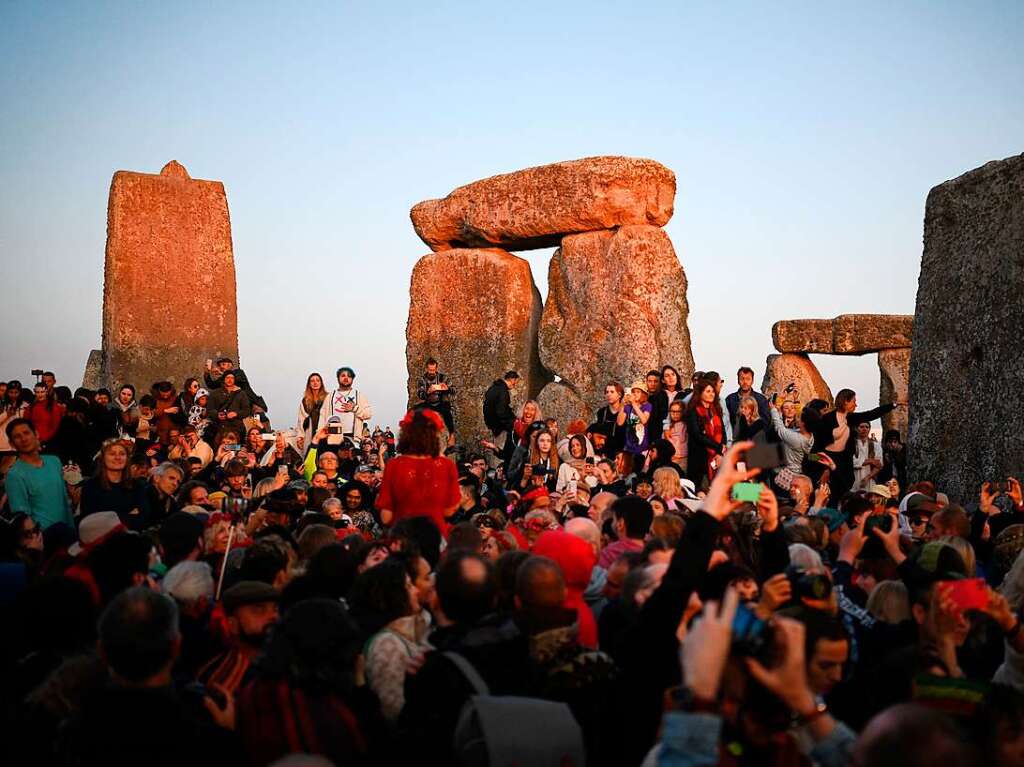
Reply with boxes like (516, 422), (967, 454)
(69, 511), (123, 556)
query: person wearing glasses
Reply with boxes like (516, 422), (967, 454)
(1, 513), (44, 571)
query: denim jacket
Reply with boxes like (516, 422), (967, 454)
(651, 710), (855, 767)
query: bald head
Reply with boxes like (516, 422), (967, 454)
(853, 704), (980, 767)
(565, 517), (600, 554)
(515, 556), (565, 609)
(589, 492), (617, 522)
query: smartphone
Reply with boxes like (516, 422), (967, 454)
(243, 475), (252, 490)
(745, 436), (784, 472)
(277, 464), (289, 476)
(732, 482), (764, 503)
(567, 479), (578, 496)
(939, 578), (988, 612)
(585, 457), (595, 465)
(731, 602), (769, 655)
(223, 443), (240, 452)
(262, 433), (276, 441)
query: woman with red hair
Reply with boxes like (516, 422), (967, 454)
(376, 409), (460, 536)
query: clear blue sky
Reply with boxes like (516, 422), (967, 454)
(2, 1), (1021, 429)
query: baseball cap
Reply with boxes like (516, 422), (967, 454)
(812, 507), (847, 533)
(222, 580), (279, 613)
(629, 380), (647, 393)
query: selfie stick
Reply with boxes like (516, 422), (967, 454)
(215, 526), (235, 601)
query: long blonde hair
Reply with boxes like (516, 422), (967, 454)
(653, 467), (682, 500)
(302, 372), (327, 413)
(519, 399), (542, 423)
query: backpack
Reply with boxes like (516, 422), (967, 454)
(445, 651), (585, 767)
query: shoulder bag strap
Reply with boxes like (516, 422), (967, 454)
(443, 651), (490, 696)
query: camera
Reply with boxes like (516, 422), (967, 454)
(785, 564), (833, 601)
(31, 368), (44, 376)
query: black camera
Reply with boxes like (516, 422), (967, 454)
(31, 369), (44, 376)
(785, 565), (833, 601)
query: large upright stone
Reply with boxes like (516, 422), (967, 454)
(909, 154), (1024, 503)
(95, 161), (238, 390)
(406, 248), (547, 445)
(538, 225), (694, 417)
(537, 381), (593, 430)
(411, 156), (675, 252)
(760, 354), (833, 407)
(773, 315), (913, 355)
(878, 349), (910, 440)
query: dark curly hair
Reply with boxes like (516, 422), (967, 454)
(348, 558), (413, 634)
(255, 598), (363, 694)
(397, 409), (441, 457)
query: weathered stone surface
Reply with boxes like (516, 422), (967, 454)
(909, 153), (1024, 503)
(771, 320), (835, 355)
(82, 350), (104, 391)
(411, 156), (675, 252)
(773, 315), (914, 355)
(878, 348), (910, 440)
(538, 225), (694, 412)
(96, 161), (238, 390)
(833, 315), (914, 354)
(406, 248), (548, 445)
(537, 381), (593, 431)
(760, 354), (833, 407)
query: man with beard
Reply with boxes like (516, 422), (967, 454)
(196, 581), (279, 695)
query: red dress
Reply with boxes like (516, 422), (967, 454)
(375, 455), (460, 536)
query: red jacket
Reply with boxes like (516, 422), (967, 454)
(29, 401), (64, 443)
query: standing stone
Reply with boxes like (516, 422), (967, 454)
(878, 349), (910, 440)
(909, 153), (1024, 503)
(537, 381), (593, 431)
(94, 161), (238, 390)
(411, 156), (675, 252)
(406, 248), (548, 446)
(760, 354), (833, 407)
(538, 225), (694, 413)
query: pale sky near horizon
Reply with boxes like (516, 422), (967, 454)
(2, 1), (1022, 430)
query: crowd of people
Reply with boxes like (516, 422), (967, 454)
(2, 356), (1023, 767)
